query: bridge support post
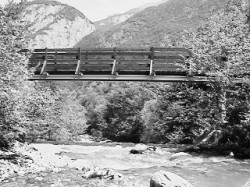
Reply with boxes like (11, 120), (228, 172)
(40, 48), (48, 75)
(54, 51), (57, 73)
(75, 47), (82, 75)
(150, 47), (155, 76)
(112, 47), (117, 75)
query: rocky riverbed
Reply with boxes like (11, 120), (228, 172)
(0, 141), (250, 187)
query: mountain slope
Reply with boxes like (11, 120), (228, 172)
(22, 0), (95, 48)
(77, 0), (229, 48)
(94, 0), (169, 31)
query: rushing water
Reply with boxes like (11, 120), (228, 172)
(57, 143), (250, 187)
(1, 143), (250, 187)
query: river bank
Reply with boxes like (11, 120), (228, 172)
(0, 140), (250, 187)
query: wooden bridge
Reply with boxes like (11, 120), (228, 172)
(26, 47), (209, 82)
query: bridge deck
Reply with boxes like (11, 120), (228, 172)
(30, 74), (211, 82)
(25, 47), (208, 82)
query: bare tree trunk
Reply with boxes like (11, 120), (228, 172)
(218, 85), (227, 129)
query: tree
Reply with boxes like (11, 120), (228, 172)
(56, 88), (87, 140)
(102, 83), (154, 142)
(178, 0), (250, 154)
(0, 2), (30, 146)
(180, 0), (250, 130)
(0, 2), (61, 146)
(141, 84), (213, 144)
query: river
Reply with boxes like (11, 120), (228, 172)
(1, 142), (250, 187)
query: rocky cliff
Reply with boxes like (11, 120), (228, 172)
(21, 0), (95, 48)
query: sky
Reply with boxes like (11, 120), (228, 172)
(0, 0), (161, 21)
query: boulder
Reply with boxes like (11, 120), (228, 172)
(82, 167), (124, 180)
(169, 152), (192, 161)
(130, 149), (144, 154)
(150, 170), (193, 187)
(130, 145), (156, 154)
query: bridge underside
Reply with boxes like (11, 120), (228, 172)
(29, 74), (211, 82)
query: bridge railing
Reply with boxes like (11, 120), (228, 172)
(26, 47), (193, 76)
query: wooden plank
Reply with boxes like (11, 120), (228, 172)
(37, 64), (76, 69)
(82, 61), (113, 65)
(153, 48), (191, 57)
(82, 56), (113, 60)
(116, 48), (149, 51)
(154, 59), (185, 63)
(33, 54), (78, 58)
(84, 59), (113, 63)
(116, 64), (149, 70)
(40, 60), (78, 65)
(80, 51), (114, 55)
(153, 63), (184, 67)
(116, 57), (149, 61)
(36, 59), (113, 64)
(153, 47), (190, 52)
(116, 51), (151, 56)
(34, 48), (77, 52)
(80, 65), (112, 70)
(46, 59), (78, 63)
(153, 65), (185, 70)
(80, 48), (114, 51)
(34, 48), (151, 53)
(33, 52), (78, 55)
(154, 52), (190, 58)
(154, 56), (185, 60)
(154, 68), (186, 72)
(118, 62), (150, 65)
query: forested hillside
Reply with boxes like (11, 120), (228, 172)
(77, 0), (229, 48)
(1, 0), (250, 159)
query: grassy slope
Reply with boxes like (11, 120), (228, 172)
(76, 0), (229, 48)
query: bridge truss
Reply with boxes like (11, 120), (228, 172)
(25, 47), (210, 82)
